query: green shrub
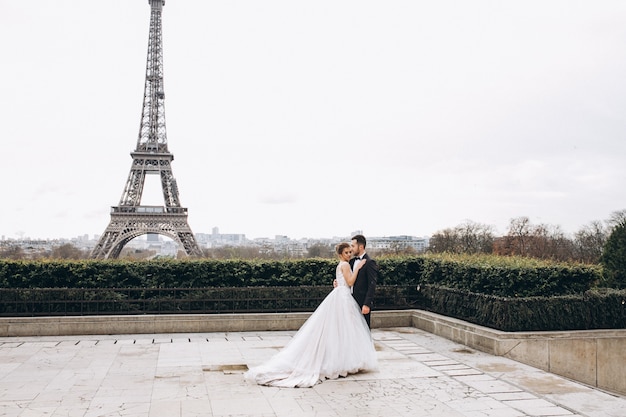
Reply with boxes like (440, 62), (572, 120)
(418, 254), (600, 296)
(0, 255), (601, 297)
(601, 221), (626, 288)
(420, 285), (626, 331)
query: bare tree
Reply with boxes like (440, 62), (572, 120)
(203, 246), (289, 259)
(119, 247), (157, 260)
(50, 243), (88, 260)
(573, 221), (607, 263)
(383, 242), (418, 256)
(429, 228), (460, 253)
(502, 216), (533, 256)
(607, 209), (626, 229)
(306, 243), (334, 258)
(429, 221), (494, 254)
(495, 218), (575, 261)
(528, 224), (568, 259)
(0, 244), (26, 260)
(457, 221), (495, 254)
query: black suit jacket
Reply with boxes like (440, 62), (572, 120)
(350, 253), (378, 308)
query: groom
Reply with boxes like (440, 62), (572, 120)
(349, 234), (378, 328)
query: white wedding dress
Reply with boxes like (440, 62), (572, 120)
(244, 261), (378, 387)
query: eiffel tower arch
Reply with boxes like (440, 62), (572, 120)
(91, 0), (203, 259)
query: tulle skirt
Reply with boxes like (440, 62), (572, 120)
(245, 286), (378, 387)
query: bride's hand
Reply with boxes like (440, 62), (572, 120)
(356, 259), (366, 269)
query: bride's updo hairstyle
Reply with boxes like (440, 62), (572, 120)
(335, 242), (350, 256)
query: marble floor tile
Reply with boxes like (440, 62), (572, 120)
(502, 398), (574, 416)
(0, 328), (624, 417)
(211, 396), (274, 416)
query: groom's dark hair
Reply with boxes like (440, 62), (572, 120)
(351, 234), (367, 248)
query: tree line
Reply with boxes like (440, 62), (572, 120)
(428, 210), (626, 264)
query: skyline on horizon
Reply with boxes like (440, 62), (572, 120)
(0, 211), (617, 243)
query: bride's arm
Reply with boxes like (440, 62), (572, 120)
(340, 260), (366, 287)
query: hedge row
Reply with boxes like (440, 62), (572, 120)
(0, 285), (417, 317)
(0, 255), (602, 298)
(0, 255), (622, 330)
(421, 285), (626, 331)
(412, 254), (603, 296)
(0, 259), (337, 289)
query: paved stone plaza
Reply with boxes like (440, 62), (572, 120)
(0, 327), (624, 417)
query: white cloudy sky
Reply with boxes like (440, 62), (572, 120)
(1, 0), (626, 241)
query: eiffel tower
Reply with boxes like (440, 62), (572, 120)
(91, 0), (203, 259)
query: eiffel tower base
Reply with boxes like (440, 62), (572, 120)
(91, 209), (203, 259)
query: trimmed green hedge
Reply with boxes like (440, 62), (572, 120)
(413, 254), (602, 296)
(0, 258), (337, 289)
(0, 285), (418, 317)
(0, 255), (602, 297)
(1, 255), (620, 331)
(421, 285), (626, 331)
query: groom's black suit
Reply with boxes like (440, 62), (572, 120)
(350, 253), (378, 328)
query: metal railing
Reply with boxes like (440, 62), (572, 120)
(0, 285), (421, 317)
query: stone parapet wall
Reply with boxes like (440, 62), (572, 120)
(0, 311), (412, 337)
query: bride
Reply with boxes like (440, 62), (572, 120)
(244, 242), (378, 387)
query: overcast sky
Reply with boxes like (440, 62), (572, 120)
(2, 0), (626, 241)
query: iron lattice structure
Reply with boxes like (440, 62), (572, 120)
(91, 0), (203, 259)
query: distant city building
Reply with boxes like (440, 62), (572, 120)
(1, 229), (430, 257)
(196, 229), (247, 248)
(369, 235), (430, 253)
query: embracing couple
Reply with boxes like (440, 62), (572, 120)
(245, 234), (379, 388)
(345, 234), (378, 328)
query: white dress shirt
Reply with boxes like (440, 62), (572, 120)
(352, 252), (366, 270)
